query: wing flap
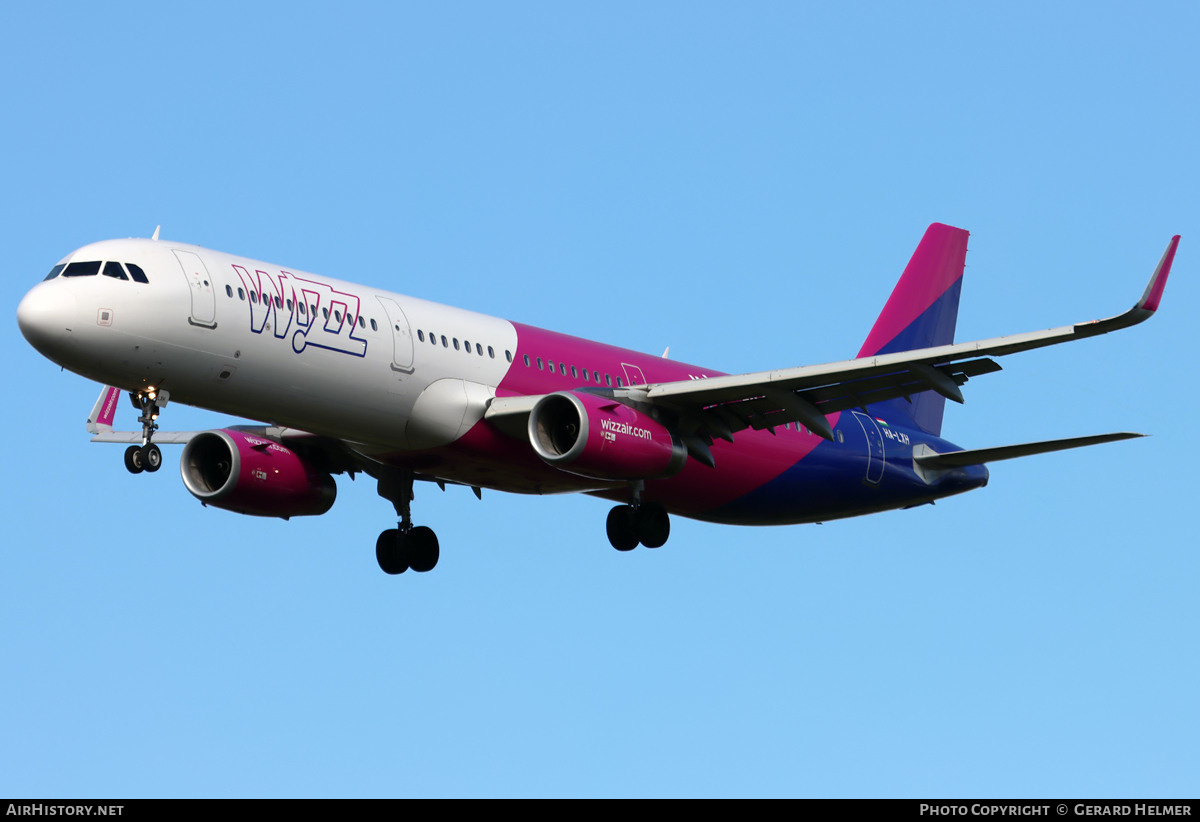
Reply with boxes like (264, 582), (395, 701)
(666, 358), (1001, 441)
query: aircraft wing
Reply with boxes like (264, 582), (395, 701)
(626, 235), (1179, 441)
(84, 384), (440, 484)
(84, 384), (355, 464)
(487, 235), (1179, 444)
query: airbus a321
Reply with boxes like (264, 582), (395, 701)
(16, 223), (1179, 575)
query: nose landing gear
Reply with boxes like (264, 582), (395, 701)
(123, 389), (168, 474)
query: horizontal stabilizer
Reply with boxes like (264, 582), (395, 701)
(914, 432), (1144, 468)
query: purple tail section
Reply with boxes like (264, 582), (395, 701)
(856, 223), (969, 436)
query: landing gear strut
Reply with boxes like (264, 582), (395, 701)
(124, 388), (167, 474)
(376, 468), (440, 575)
(606, 480), (670, 552)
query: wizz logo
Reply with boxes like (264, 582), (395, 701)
(232, 265), (367, 358)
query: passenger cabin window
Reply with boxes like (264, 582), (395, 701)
(226, 285), (233, 298)
(417, 330), (425, 342)
(63, 261), (101, 277)
(44, 264), (66, 281)
(370, 319), (378, 331)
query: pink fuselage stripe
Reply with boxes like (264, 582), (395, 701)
(423, 322), (836, 512)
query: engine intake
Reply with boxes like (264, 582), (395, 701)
(180, 429), (336, 518)
(529, 391), (686, 481)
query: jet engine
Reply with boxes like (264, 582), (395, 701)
(180, 429), (336, 518)
(528, 391), (687, 481)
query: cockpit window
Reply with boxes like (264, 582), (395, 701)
(47, 260), (148, 282)
(63, 261), (102, 277)
(103, 261), (129, 280)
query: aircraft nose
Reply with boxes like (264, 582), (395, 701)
(17, 283), (77, 356)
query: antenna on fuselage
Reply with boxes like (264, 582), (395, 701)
(151, 225), (161, 241)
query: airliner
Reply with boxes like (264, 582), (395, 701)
(16, 223), (1179, 575)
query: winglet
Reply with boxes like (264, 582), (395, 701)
(86, 385), (123, 435)
(1072, 234), (1180, 338)
(1136, 235), (1179, 313)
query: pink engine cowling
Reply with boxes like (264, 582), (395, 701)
(180, 429), (336, 518)
(528, 391), (687, 481)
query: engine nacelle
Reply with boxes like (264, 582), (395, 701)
(528, 391), (687, 481)
(180, 429), (336, 518)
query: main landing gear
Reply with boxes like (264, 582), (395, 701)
(376, 469), (440, 575)
(123, 389), (167, 475)
(606, 481), (671, 552)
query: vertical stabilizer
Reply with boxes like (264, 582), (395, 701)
(857, 223), (969, 436)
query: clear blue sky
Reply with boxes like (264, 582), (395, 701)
(2, 1), (1196, 798)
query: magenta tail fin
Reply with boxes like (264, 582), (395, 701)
(857, 223), (969, 436)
